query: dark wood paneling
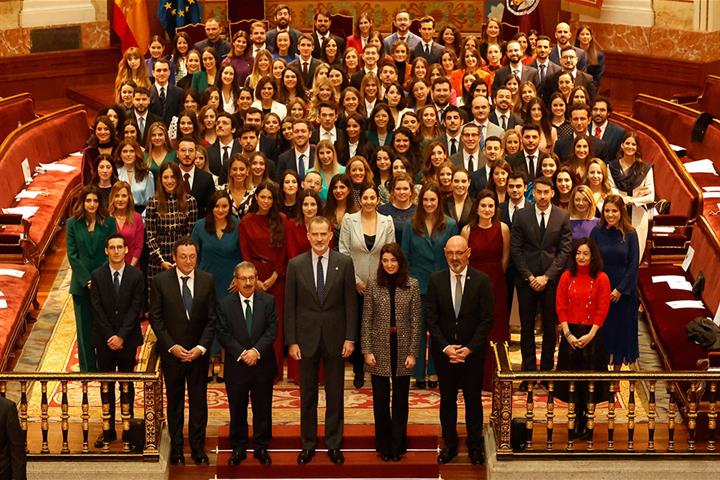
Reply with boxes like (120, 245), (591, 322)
(0, 48), (121, 100)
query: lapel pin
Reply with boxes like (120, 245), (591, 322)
(335, 266), (339, 271)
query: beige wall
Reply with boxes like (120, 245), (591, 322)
(0, 0), (22, 30)
(654, 0), (694, 30)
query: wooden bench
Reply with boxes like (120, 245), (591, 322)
(0, 93), (37, 144)
(0, 104), (88, 264)
(611, 112), (703, 260)
(672, 74), (720, 118)
(639, 215), (720, 413)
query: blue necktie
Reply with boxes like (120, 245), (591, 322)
(181, 276), (193, 318)
(298, 154), (306, 180)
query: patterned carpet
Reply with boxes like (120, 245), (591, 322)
(18, 259), (654, 427)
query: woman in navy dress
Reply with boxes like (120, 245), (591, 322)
(590, 194), (639, 369)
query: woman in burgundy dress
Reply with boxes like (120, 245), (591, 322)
(461, 189), (511, 391)
(239, 180), (289, 382)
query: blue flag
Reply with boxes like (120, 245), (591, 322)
(157, 0), (202, 34)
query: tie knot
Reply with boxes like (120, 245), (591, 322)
(114, 271), (119, 278)
(184, 173), (190, 180)
(182, 275), (190, 283)
(245, 299), (251, 306)
(223, 146), (229, 151)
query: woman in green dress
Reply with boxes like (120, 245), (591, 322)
(144, 121), (177, 181)
(66, 185), (117, 372)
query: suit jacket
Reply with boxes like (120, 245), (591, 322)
(450, 150), (483, 173)
(491, 64), (540, 95)
(590, 121), (626, 160)
(311, 127), (348, 157)
(149, 83), (184, 127)
(412, 41), (445, 64)
(150, 268), (217, 353)
(284, 249), (358, 357)
(530, 60), (562, 97)
(425, 267), (493, 359)
(189, 167), (217, 218)
(499, 199), (529, 228)
(383, 32), (421, 55)
(476, 121), (505, 141)
(545, 70), (597, 103)
(216, 291), (278, 383)
(510, 204), (572, 284)
(338, 211), (396, 284)
(507, 150), (548, 180)
(288, 57), (321, 90)
(66, 216), (116, 295)
(276, 146), (315, 180)
(469, 166), (490, 198)
(444, 195), (473, 231)
(131, 110), (163, 146)
(89, 262), (145, 349)
(549, 45), (587, 72)
(207, 139), (242, 185)
(489, 110), (523, 131)
(346, 35), (365, 54)
(0, 397), (25, 480)
(361, 277), (421, 377)
(312, 32), (346, 59)
(553, 134), (608, 163)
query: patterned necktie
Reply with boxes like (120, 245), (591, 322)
(113, 271), (120, 296)
(454, 274), (463, 317)
(159, 86), (166, 105)
(138, 116), (145, 138)
(244, 299), (253, 333)
(181, 276), (193, 318)
(594, 126), (602, 139)
(316, 255), (325, 302)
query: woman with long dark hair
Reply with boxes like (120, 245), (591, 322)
(108, 181), (144, 268)
(82, 115), (118, 185)
(223, 30), (253, 85)
(362, 243), (421, 461)
(323, 173), (357, 249)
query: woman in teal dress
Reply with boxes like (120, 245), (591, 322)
(191, 190), (242, 382)
(66, 185), (117, 372)
(144, 121), (177, 181)
(401, 181), (458, 389)
(190, 47), (219, 95)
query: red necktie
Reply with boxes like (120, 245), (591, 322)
(594, 126), (602, 139)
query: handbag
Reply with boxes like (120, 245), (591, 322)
(686, 316), (720, 351)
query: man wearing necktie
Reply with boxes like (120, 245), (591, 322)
(510, 178), (572, 387)
(150, 237), (216, 466)
(285, 216), (358, 465)
(425, 236), (493, 466)
(217, 262), (278, 466)
(90, 234), (145, 449)
(149, 58), (183, 127)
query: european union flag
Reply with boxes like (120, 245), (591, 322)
(158, 0), (202, 34)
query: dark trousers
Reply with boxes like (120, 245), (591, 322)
(517, 281), (558, 371)
(162, 353), (209, 456)
(299, 339), (345, 450)
(434, 354), (485, 450)
(96, 343), (137, 426)
(371, 375), (410, 455)
(225, 379), (273, 450)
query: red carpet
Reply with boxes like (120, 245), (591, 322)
(214, 424), (441, 478)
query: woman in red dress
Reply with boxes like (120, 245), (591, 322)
(239, 180), (289, 381)
(461, 189), (510, 391)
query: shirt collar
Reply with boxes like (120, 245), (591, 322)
(535, 203), (551, 215)
(451, 266), (469, 278)
(239, 292), (254, 303)
(176, 269), (195, 282)
(110, 263), (126, 276)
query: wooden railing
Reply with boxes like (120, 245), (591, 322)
(0, 350), (163, 460)
(490, 341), (720, 458)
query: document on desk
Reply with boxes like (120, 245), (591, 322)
(0, 269), (25, 278)
(0, 299), (7, 309)
(684, 159), (718, 175)
(15, 190), (43, 200)
(38, 162), (77, 173)
(2, 206), (38, 219)
(651, 275), (693, 290)
(21, 158), (32, 184)
(666, 300), (705, 310)
(714, 304), (720, 326)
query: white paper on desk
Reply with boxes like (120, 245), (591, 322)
(652, 275), (687, 283)
(0, 269), (24, 278)
(2, 206), (38, 219)
(15, 190), (42, 200)
(68, 151), (83, 157)
(670, 143), (686, 153)
(685, 159), (718, 175)
(666, 300), (705, 309)
(682, 246), (695, 271)
(703, 192), (720, 198)
(21, 158), (32, 184)
(652, 226), (675, 233)
(0, 290), (4, 296)
(0, 300), (7, 309)
(703, 186), (720, 191)
(667, 279), (693, 291)
(38, 162), (76, 173)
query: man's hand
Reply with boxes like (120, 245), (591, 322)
(455, 346), (472, 360)
(444, 344), (465, 363)
(185, 346), (204, 362)
(610, 288), (622, 303)
(342, 341), (355, 358)
(530, 275), (548, 291)
(169, 344), (190, 360)
(364, 353), (376, 366)
(241, 348), (259, 366)
(289, 343), (302, 360)
(356, 281), (366, 295)
(107, 335), (124, 351)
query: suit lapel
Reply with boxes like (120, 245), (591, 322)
(324, 251), (339, 300)
(301, 253), (321, 304)
(172, 268), (189, 320)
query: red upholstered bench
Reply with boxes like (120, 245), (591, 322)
(0, 263), (38, 370)
(0, 93), (37, 145)
(672, 74), (720, 118)
(639, 215), (720, 412)
(0, 105), (88, 263)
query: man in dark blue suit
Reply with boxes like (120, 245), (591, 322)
(276, 119), (315, 181)
(590, 97), (626, 159)
(149, 58), (183, 127)
(412, 16), (445, 64)
(217, 261), (278, 466)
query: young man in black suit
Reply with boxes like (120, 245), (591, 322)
(491, 40), (540, 95)
(554, 104), (609, 162)
(265, 4), (302, 55)
(530, 36), (562, 98)
(425, 235), (493, 466)
(89, 233), (145, 448)
(0, 396), (25, 480)
(149, 58), (183, 127)
(507, 124), (549, 180)
(412, 16), (445, 64)
(217, 262), (278, 466)
(130, 87), (162, 146)
(285, 216), (358, 465)
(276, 119), (314, 181)
(289, 34), (321, 89)
(510, 178), (572, 384)
(150, 237), (216, 465)
(310, 102), (348, 154)
(489, 87), (523, 131)
(176, 137), (216, 217)
(207, 112), (241, 185)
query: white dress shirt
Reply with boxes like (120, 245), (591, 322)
(174, 269), (206, 354)
(535, 204), (552, 228)
(238, 292), (260, 360)
(311, 249), (329, 288)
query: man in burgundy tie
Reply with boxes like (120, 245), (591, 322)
(589, 96), (626, 158)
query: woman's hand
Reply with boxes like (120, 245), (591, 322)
(227, 278), (239, 293)
(610, 288), (622, 303)
(255, 280), (267, 291)
(356, 281), (366, 295)
(160, 261), (174, 271)
(364, 353), (376, 366)
(575, 332), (595, 349)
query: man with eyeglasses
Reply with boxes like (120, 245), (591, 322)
(549, 22), (587, 71)
(545, 45), (596, 103)
(177, 137), (216, 218)
(450, 123), (483, 174)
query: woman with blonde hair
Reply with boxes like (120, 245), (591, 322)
(583, 158), (613, 215)
(144, 122), (177, 180)
(245, 49), (273, 89)
(309, 140), (345, 202)
(224, 154), (255, 220)
(108, 181), (144, 267)
(568, 185), (599, 240)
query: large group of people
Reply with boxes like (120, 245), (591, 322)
(67, 5), (651, 467)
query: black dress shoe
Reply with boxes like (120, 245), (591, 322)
(170, 454), (185, 465)
(254, 448), (271, 465)
(94, 430), (117, 448)
(193, 452), (209, 465)
(327, 448), (344, 464)
(380, 452), (392, 462)
(216, 376), (225, 384)
(391, 454), (402, 462)
(415, 380), (427, 389)
(228, 449), (246, 465)
(353, 374), (364, 389)
(437, 446), (457, 464)
(469, 448), (485, 465)
(427, 380), (438, 389)
(297, 449), (315, 464)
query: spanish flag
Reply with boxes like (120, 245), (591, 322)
(113, 0), (151, 54)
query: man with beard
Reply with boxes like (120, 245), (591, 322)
(489, 87), (523, 131)
(312, 9), (346, 59)
(491, 40), (540, 95)
(266, 4), (301, 55)
(549, 22), (587, 71)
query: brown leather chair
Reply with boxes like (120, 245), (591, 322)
(175, 23), (207, 45)
(227, 0), (265, 23)
(229, 19), (269, 39)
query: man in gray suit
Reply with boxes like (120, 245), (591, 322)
(511, 179), (572, 387)
(285, 216), (358, 465)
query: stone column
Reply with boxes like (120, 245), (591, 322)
(20, 0), (96, 28)
(579, 0), (655, 27)
(694, 0), (720, 31)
